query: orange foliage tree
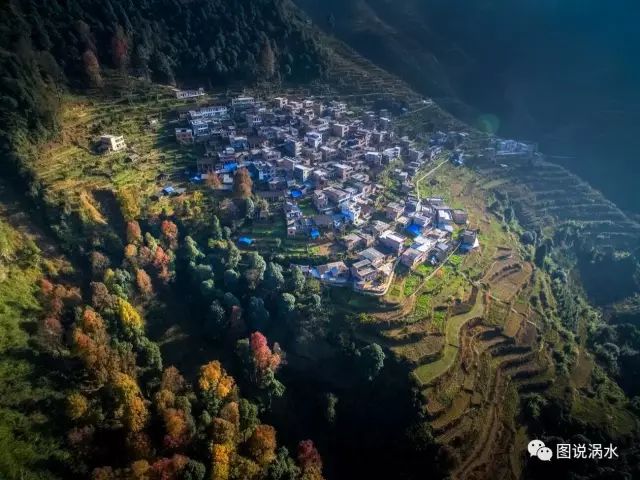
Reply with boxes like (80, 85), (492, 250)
(250, 331), (282, 377)
(247, 424), (277, 466)
(162, 408), (190, 449)
(126, 220), (143, 244)
(232, 167), (253, 199)
(160, 220), (179, 250)
(136, 268), (153, 297)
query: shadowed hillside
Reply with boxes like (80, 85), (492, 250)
(296, 0), (640, 215)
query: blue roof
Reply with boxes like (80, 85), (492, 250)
(310, 228), (320, 239)
(290, 189), (303, 199)
(162, 186), (175, 194)
(224, 162), (238, 172)
(238, 237), (254, 246)
(406, 224), (422, 237)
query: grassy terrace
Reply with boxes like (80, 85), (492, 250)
(24, 78), (211, 213)
(412, 292), (485, 386)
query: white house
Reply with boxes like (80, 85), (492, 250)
(232, 96), (255, 109)
(305, 131), (323, 149)
(100, 134), (126, 152)
(174, 87), (205, 99)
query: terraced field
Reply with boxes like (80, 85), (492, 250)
(476, 158), (640, 251)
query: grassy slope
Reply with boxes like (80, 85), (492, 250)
(0, 219), (69, 479)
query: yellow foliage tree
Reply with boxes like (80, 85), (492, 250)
(113, 372), (149, 432)
(118, 298), (145, 333)
(66, 391), (89, 420)
(129, 460), (151, 480)
(199, 361), (236, 401)
(118, 188), (141, 221)
(211, 443), (232, 480)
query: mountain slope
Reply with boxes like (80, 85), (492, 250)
(295, 0), (640, 215)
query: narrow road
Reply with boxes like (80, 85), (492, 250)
(414, 158), (449, 197)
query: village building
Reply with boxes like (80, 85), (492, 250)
(175, 128), (194, 144)
(174, 87), (205, 99)
(99, 134), (126, 153)
(385, 202), (405, 221)
(401, 248), (427, 268)
(452, 209), (469, 225)
(379, 230), (407, 255)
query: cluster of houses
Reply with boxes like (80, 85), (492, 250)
(170, 90), (480, 293)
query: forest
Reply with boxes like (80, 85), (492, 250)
(1, 0), (327, 157)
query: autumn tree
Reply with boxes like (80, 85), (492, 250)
(124, 244), (138, 264)
(153, 245), (173, 284)
(118, 188), (140, 222)
(38, 315), (64, 355)
(136, 268), (153, 297)
(90, 251), (111, 277)
(247, 424), (277, 466)
(66, 392), (89, 420)
(211, 443), (232, 480)
(206, 173), (222, 190)
(161, 366), (186, 394)
(150, 455), (189, 479)
(211, 417), (236, 445)
(126, 220), (143, 244)
(162, 407), (190, 449)
(112, 372), (149, 432)
(198, 361), (236, 414)
(161, 219), (179, 250)
(297, 440), (324, 480)
(117, 297), (145, 336)
(232, 167), (253, 199)
(82, 49), (103, 87)
(91, 281), (115, 311)
(219, 401), (240, 428)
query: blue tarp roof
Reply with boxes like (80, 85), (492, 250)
(406, 224), (422, 237)
(238, 237), (254, 246)
(224, 162), (238, 172)
(162, 186), (175, 194)
(290, 189), (303, 199)
(310, 228), (320, 239)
